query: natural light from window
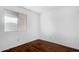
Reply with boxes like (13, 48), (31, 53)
(4, 10), (18, 32)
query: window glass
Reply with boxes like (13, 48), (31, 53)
(4, 10), (18, 32)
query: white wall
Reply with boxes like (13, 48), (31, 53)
(40, 7), (79, 49)
(0, 6), (79, 51)
(0, 6), (40, 51)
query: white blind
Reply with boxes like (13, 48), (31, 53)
(4, 10), (18, 32)
(4, 10), (27, 32)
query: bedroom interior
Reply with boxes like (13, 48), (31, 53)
(0, 6), (79, 52)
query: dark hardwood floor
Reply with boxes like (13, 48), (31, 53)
(3, 39), (79, 52)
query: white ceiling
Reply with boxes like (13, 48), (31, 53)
(23, 6), (79, 14)
(23, 6), (58, 13)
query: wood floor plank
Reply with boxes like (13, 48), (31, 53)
(3, 39), (79, 52)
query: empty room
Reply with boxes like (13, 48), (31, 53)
(0, 6), (79, 52)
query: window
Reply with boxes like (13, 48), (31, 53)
(4, 9), (27, 32)
(4, 10), (18, 32)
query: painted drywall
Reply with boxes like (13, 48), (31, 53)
(0, 6), (40, 51)
(0, 6), (79, 51)
(40, 7), (79, 49)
